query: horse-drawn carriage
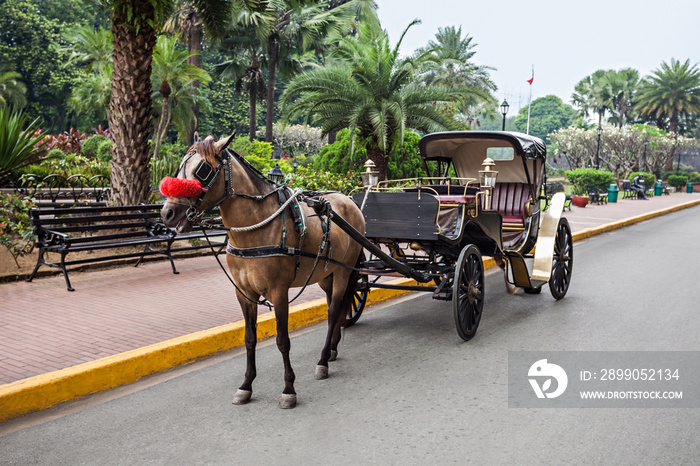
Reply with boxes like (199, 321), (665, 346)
(159, 130), (572, 408)
(344, 131), (573, 341)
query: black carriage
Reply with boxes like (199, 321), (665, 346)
(337, 131), (573, 341)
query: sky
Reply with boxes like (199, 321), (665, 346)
(375, 0), (700, 113)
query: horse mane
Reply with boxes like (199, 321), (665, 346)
(190, 135), (271, 192)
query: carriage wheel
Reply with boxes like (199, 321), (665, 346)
(549, 217), (573, 300)
(346, 274), (368, 327)
(453, 244), (484, 341)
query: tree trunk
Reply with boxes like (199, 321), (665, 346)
(249, 85), (257, 142)
(186, 13), (203, 146)
(108, 1), (156, 206)
(152, 81), (171, 160)
(366, 146), (388, 182)
(265, 39), (278, 143)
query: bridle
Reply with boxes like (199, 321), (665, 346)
(161, 148), (287, 227)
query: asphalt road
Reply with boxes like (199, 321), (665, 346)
(2, 206), (700, 465)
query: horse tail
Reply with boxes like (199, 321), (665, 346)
(339, 253), (362, 329)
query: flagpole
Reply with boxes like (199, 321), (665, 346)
(526, 65), (533, 135)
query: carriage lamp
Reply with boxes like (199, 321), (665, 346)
(268, 163), (285, 185)
(479, 157), (498, 210)
(361, 159), (379, 188)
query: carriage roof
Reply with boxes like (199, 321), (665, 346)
(419, 131), (547, 162)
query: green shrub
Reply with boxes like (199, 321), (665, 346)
(564, 168), (615, 196)
(0, 106), (48, 186)
(667, 174), (688, 189)
(0, 193), (36, 268)
(287, 166), (361, 195)
(689, 172), (700, 183)
(81, 135), (113, 162)
(314, 129), (366, 174)
(628, 172), (656, 190)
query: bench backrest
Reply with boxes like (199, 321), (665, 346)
(486, 182), (531, 219)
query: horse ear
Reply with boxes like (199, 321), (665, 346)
(215, 133), (236, 153)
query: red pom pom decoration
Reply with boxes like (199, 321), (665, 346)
(159, 176), (203, 197)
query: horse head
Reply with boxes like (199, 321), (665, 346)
(160, 134), (235, 233)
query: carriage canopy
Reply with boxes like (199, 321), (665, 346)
(419, 131), (547, 185)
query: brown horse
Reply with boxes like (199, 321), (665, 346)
(160, 135), (365, 408)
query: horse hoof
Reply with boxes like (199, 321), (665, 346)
(232, 389), (252, 405)
(315, 364), (329, 380)
(279, 393), (297, 409)
(329, 350), (338, 362)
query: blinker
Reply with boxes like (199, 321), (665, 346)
(193, 161), (216, 186)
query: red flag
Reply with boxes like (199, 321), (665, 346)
(527, 67), (534, 84)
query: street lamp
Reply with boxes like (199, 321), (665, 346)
(642, 138), (649, 173)
(595, 125), (602, 170)
(292, 156), (298, 173)
(500, 99), (510, 131)
(677, 153), (682, 175)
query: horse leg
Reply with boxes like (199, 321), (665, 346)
(318, 276), (339, 363)
(270, 293), (297, 409)
(315, 276), (349, 380)
(232, 294), (258, 405)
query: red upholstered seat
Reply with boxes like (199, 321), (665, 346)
(481, 183), (531, 226)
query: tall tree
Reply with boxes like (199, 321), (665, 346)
(259, 0), (376, 143)
(414, 25), (496, 124)
(571, 69), (611, 128)
(281, 20), (467, 180)
(215, 25), (268, 141)
(106, 0), (251, 205)
(513, 95), (575, 142)
(636, 59), (700, 135)
(0, 0), (79, 132)
(598, 68), (639, 128)
(151, 34), (210, 158)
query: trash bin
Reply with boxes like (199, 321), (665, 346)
(654, 180), (663, 196)
(608, 183), (619, 203)
(688, 182), (693, 193)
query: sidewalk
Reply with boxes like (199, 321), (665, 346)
(2, 193), (699, 421)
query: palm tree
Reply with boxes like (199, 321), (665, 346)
(106, 0), (256, 205)
(599, 68), (639, 128)
(151, 34), (210, 158)
(414, 26), (496, 125)
(636, 59), (700, 135)
(0, 70), (27, 109)
(571, 69), (610, 127)
(64, 25), (113, 74)
(215, 25), (268, 141)
(281, 20), (467, 180)
(259, 0), (377, 143)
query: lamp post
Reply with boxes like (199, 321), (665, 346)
(676, 153), (682, 175)
(595, 125), (602, 170)
(642, 138), (649, 173)
(268, 163), (285, 185)
(292, 156), (298, 173)
(479, 157), (498, 210)
(500, 99), (510, 131)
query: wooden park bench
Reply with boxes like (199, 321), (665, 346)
(26, 204), (228, 291)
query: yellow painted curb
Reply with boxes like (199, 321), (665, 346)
(1, 198), (699, 423)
